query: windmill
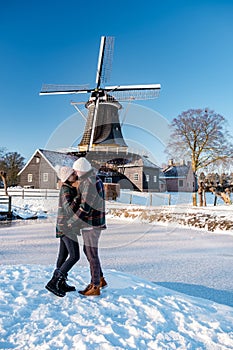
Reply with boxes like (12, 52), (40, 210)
(40, 36), (161, 153)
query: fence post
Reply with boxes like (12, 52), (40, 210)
(129, 194), (132, 204)
(150, 194), (152, 206)
(8, 195), (12, 218)
(22, 189), (24, 199)
(168, 194), (171, 205)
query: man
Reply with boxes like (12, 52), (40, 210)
(67, 157), (107, 296)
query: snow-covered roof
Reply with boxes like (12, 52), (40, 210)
(162, 164), (190, 178)
(39, 149), (77, 170)
(119, 156), (160, 169)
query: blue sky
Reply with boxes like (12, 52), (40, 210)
(1, 0), (233, 165)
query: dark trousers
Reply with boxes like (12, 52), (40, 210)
(56, 236), (80, 275)
(82, 228), (103, 286)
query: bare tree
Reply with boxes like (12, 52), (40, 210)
(1, 151), (25, 187)
(0, 148), (8, 195)
(166, 108), (233, 206)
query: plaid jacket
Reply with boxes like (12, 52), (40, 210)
(67, 170), (106, 229)
(56, 182), (80, 239)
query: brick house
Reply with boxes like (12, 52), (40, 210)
(118, 156), (160, 192)
(161, 160), (197, 192)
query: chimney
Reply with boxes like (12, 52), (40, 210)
(168, 159), (174, 166)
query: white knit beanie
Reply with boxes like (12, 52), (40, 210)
(73, 158), (92, 173)
(55, 165), (74, 182)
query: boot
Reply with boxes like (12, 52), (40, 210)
(78, 283), (100, 296)
(45, 269), (66, 297)
(100, 276), (107, 289)
(61, 273), (76, 292)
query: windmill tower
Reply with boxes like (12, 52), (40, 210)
(78, 92), (127, 150)
(40, 36), (161, 154)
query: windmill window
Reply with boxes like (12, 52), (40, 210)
(35, 157), (40, 163)
(154, 175), (157, 182)
(179, 180), (184, 187)
(105, 177), (112, 183)
(134, 173), (139, 181)
(28, 174), (33, 182)
(43, 173), (48, 182)
(146, 175), (150, 182)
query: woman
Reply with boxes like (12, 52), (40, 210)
(45, 165), (81, 297)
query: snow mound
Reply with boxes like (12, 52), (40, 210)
(1, 265), (233, 349)
(107, 205), (233, 233)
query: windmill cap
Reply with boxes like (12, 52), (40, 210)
(73, 158), (92, 173)
(55, 165), (74, 182)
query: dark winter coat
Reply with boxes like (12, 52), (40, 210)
(67, 170), (106, 229)
(56, 182), (81, 241)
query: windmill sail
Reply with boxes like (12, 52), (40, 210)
(40, 84), (90, 95)
(96, 36), (114, 87)
(105, 84), (161, 101)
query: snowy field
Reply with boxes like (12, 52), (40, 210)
(1, 196), (233, 349)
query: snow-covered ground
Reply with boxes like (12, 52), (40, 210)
(1, 196), (233, 349)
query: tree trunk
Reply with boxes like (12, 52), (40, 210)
(214, 195), (217, 206)
(198, 188), (203, 206)
(0, 171), (8, 196)
(192, 192), (197, 206)
(198, 182), (206, 207)
(209, 187), (231, 205)
(203, 190), (207, 206)
(191, 165), (198, 206)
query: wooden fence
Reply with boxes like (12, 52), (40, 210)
(0, 189), (59, 199)
(0, 188), (171, 206)
(116, 190), (171, 206)
(0, 184), (120, 200)
(0, 196), (12, 218)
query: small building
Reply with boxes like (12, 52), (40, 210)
(161, 160), (197, 192)
(118, 156), (160, 192)
(18, 149), (78, 189)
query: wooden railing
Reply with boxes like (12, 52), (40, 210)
(0, 189), (59, 199)
(0, 195), (12, 218)
(0, 185), (120, 200)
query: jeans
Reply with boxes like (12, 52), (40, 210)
(82, 228), (103, 286)
(56, 236), (80, 275)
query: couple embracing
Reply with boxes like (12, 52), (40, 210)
(45, 157), (107, 297)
